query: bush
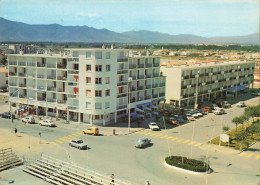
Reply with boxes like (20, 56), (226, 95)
(12, 103), (16, 107)
(165, 156), (210, 172)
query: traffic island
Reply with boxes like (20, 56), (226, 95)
(164, 156), (212, 174)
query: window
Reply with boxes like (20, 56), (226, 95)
(106, 65), (110, 71)
(95, 65), (102, 72)
(95, 78), (102, 84)
(95, 90), (102, 97)
(106, 52), (110, 59)
(119, 75), (123, 81)
(95, 52), (102, 59)
(86, 77), (91, 84)
(105, 89), (110, 96)
(5, 73), (8, 77)
(95, 115), (100, 119)
(86, 65), (91, 71)
(106, 77), (110, 84)
(86, 102), (91, 109)
(86, 89), (91, 97)
(105, 102), (110, 109)
(120, 51), (124, 57)
(6, 80), (8, 84)
(95, 103), (102, 109)
(86, 52), (91, 58)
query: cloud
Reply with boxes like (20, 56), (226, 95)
(77, 11), (99, 18)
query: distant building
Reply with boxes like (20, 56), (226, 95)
(161, 61), (255, 107)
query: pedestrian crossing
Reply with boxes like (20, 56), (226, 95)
(50, 131), (84, 145)
(136, 130), (202, 147)
(136, 130), (259, 160)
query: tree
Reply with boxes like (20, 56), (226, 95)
(232, 116), (244, 131)
(0, 57), (7, 65)
(246, 121), (260, 137)
(222, 126), (230, 133)
(245, 106), (260, 121)
(234, 130), (247, 142)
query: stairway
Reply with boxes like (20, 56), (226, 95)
(23, 153), (131, 185)
(0, 147), (23, 171)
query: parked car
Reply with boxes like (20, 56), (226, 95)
(39, 119), (56, 127)
(193, 110), (203, 117)
(252, 92), (260, 96)
(186, 115), (195, 121)
(0, 112), (14, 119)
(237, 101), (246, 107)
(201, 107), (212, 113)
(21, 116), (35, 124)
(176, 117), (185, 123)
(148, 122), (160, 131)
(211, 104), (219, 110)
(82, 126), (99, 135)
(221, 101), (231, 108)
(69, 139), (88, 150)
(135, 138), (151, 148)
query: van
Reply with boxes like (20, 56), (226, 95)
(21, 116), (35, 124)
(82, 127), (99, 136)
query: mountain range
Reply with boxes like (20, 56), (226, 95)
(0, 17), (259, 44)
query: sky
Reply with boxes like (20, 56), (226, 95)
(0, 0), (259, 37)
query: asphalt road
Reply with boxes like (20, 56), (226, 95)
(0, 96), (259, 185)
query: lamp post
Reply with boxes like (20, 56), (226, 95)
(128, 77), (132, 133)
(10, 89), (19, 132)
(194, 70), (200, 110)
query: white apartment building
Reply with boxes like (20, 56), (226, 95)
(7, 47), (166, 125)
(161, 61), (255, 107)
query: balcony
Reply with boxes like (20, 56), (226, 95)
(153, 63), (159, 67)
(145, 63), (153, 68)
(117, 104), (127, 110)
(57, 76), (67, 81)
(57, 100), (66, 104)
(137, 97), (144, 101)
(145, 85), (151, 89)
(152, 94), (158, 98)
(159, 83), (165, 87)
(19, 94), (26, 98)
(57, 88), (65, 92)
(19, 84), (26, 87)
(131, 87), (136, 91)
(117, 93), (127, 98)
(27, 85), (36, 89)
(9, 72), (17, 76)
(117, 70), (128, 74)
(37, 97), (46, 101)
(47, 64), (56, 68)
(68, 94), (78, 98)
(47, 87), (56, 91)
(145, 74), (152, 78)
(137, 64), (144, 68)
(68, 71), (79, 74)
(37, 86), (46, 90)
(137, 75), (144, 79)
(9, 62), (17, 65)
(117, 58), (128, 62)
(152, 84), (158, 88)
(27, 63), (35, 67)
(144, 95), (151, 100)
(19, 73), (27, 77)
(9, 83), (17, 86)
(117, 81), (128, 86)
(129, 65), (137, 69)
(27, 74), (35, 78)
(129, 76), (137, 80)
(18, 62), (26, 66)
(137, 86), (144, 90)
(153, 73), (159, 77)
(47, 99), (56, 102)
(37, 75), (45, 79)
(47, 75), (56, 80)
(57, 64), (67, 69)
(37, 63), (46, 67)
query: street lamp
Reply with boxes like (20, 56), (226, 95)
(194, 70), (200, 110)
(9, 89), (19, 132)
(128, 77), (132, 133)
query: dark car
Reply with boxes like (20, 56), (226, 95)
(176, 117), (185, 123)
(0, 112), (14, 119)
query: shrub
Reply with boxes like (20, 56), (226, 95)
(12, 103), (16, 107)
(165, 156), (210, 172)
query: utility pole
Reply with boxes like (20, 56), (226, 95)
(128, 77), (132, 133)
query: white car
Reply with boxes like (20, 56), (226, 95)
(148, 122), (160, 131)
(213, 108), (225, 115)
(21, 116), (35, 124)
(237, 101), (246, 107)
(39, 119), (56, 127)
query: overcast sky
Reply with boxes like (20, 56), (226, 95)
(0, 0), (259, 37)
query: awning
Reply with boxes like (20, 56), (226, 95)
(144, 107), (152, 111)
(151, 105), (158, 109)
(227, 85), (246, 92)
(136, 107), (144, 113)
(137, 102), (152, 107)
(152, 111), (159, 115)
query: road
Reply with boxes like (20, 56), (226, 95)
(0, 96), (259, 185)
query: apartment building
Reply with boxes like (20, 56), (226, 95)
(161, 61), (255, 107)
(7, 47), (165, 125)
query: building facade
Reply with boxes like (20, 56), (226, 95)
(0, 67), (8, 89)
(7, 47), (165, 125)
(161, 61), (255, 107)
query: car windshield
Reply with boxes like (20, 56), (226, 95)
(150, 123), (156, 126)
(138, 139), (145, 142)
(77, 140), (83, 143)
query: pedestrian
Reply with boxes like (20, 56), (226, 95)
(110, 173), (114, 185)
(14, 128), (17, 136)
(146, 180), (150, 185)
(38, 132), (41, 144)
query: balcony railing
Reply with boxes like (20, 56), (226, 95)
(9, 83), (17, 86)
(37, 63), (46, 67)
(117, 81), (127, 86)
(152, 94), (158, 98)
(37, 75), (45, 79)
(47, 99), (56, 102)
(18, 62), (26, 66)
(144, 95), (151, 100)
(57, 88), (65, 92)
(153, 73), (159, 77)
(57, 76), (67, 81)
(19, 95), (26, 98)
(47, 87), (56, 91)
(137, 86), (144, 90)
(27, 74), (35, 78)
(145, 74), (152, 78)
(37, 86), (46, 90)
(57, 64), (67, 69)
(47, 75), (56, 80)
(117, 93), (127, 98)
(117, 70), (128, 74)
(153, 63), (160, 67)
(27, 63), (35, 67)
(117, 58), (128, 62)
(117, 104), (127, 110)
(9, 72), (17, 76)
(68, 71), (79, 74)
(159, 93), (165, 97)
(145, 63), (153, 67)
(145, 85), (151, 89)
(57, 100), (66, 104)
(137, 64), (144, 68)
(19, 84), (26, 87)
(19, 73), (27, 77)
(137, 75), (144, 79)
(129, 65), (137, 69)
(152, 84), (158, 88)
(27, 85), (36, 89)
(9, 62), (17, 65)
(37, 97), (46, 101)
(47, 64), (56, 68)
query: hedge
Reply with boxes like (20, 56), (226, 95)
(165, 156), (210, 172)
